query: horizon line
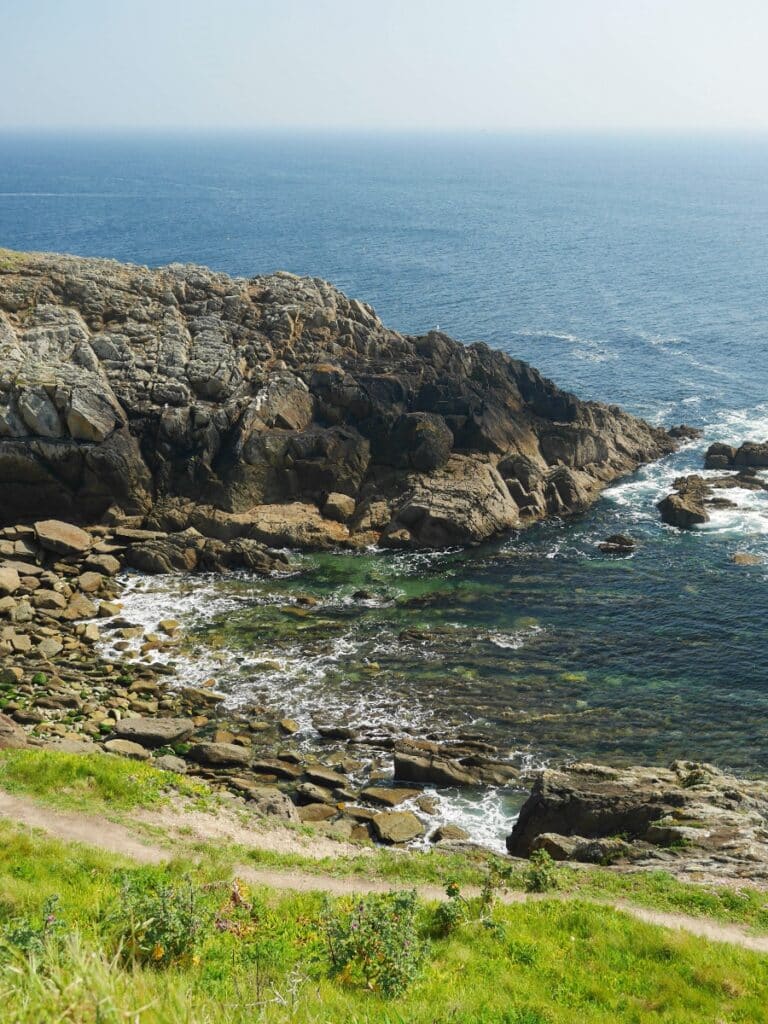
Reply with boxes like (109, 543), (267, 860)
(3, 125), (768, 139)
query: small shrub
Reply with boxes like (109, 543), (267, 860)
(322, 889), (427, 997)
(108, 875), (208, 969)
(507, 938), (539, 966)
(523, 850), (558, 893)
(432, 881), (468, 936)
(1, 895), (67, 958)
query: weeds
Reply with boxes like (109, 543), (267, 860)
(523, 850), (559, 893)
(322, 890), (427, 997)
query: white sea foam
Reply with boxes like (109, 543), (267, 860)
(488, 625), (544, 650)
(404, 786), (523, 854)
(514, 328), (618, 364)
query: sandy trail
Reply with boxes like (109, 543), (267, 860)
(3, 790), (768, 954)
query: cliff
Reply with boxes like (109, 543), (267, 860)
(0, 249), (675, 548)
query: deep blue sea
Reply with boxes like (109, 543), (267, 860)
(1, 133), (767, 842)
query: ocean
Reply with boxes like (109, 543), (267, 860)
(1, 132), (766, 846)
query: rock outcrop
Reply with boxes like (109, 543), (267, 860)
(705, 441), (768, 469)
(658, 468), (768, 529)
(0, 249), (675, 549)
(507, 761), (768, 881)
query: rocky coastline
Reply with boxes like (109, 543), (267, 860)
(2, 249), (767, 881)
(3, 519), (768, 880)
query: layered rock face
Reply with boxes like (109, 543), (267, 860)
(0, 250), (675, 548)
(507, 761), (768, 881)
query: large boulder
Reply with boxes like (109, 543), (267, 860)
(187, 742), (252, 768)
(507, 761), (768, 880)
(371, 810), (425, 844)
(657, 476), (711, 528)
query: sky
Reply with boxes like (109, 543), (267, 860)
(2, 0), (768, 133)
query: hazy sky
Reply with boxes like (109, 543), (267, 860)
(3, 0), (768, 132)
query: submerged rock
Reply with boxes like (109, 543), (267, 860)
(0, 250), (676, 548)
(731, 552), (764, 566)
(597, 533), (636, 554)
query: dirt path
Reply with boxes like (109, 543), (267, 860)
(0, 791), (167, 864)
(3, 790), (768, 955)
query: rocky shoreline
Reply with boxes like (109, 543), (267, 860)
(2, 249), (767, 881)
(657, 440), (768, 535)
(2, 514), (768, 880)
(0, 515), (527, 847)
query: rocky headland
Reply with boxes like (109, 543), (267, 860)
(0, 248), (676, 548)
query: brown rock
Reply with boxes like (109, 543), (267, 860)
(323, 492), (356, 523)
(34, 520), (92, 556)
(361, 785), (421, 807)
(372, 810), (425, 844)
(0, 711), (28, 749)
(732, 552), (763, 566)
(0, 567), (20, 595)
(103, 738), (152, 761)
(77, 572), (105, 593)
(299, 803), (337, 822)
(430, 824), (470, 843)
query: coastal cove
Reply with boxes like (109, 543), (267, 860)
(1, 134), (767, 857)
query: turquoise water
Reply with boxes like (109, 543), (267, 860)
(1, 133), (767, 773)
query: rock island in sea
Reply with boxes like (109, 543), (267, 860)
(8, 247), (768, 877)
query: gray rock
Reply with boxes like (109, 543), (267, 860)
(103, 738), (152, 761)
(153, 754), (188, 774)
(188, 741), (252, 767)
(507, 760), (768, 881)
(112, 716), (195, 748)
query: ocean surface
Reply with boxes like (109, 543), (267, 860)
(1, 133), (766, 847)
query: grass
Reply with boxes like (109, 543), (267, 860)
(2, 825), (768, 1023)
(2, 749), (768, 1022)
(0, 749), (210, 814)
(3, 749), (768, 935)
(0, 248), (27, 271)
(242, 843), (492, 886)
